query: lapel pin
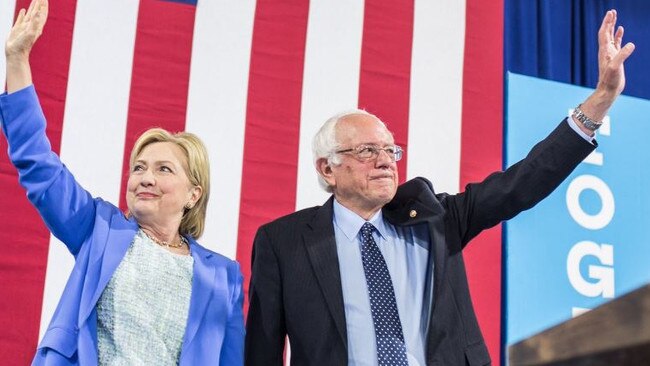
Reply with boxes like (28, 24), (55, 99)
(409, 209), (417, 218)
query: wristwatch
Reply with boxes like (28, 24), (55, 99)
(572, 105), (603, 131)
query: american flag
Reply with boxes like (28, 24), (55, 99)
(0, 0), (503, 363)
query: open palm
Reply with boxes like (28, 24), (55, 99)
(597, 9), (635, 96)
(5, 0), (48, 58)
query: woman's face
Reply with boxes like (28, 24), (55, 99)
(126, 142), (199, 227)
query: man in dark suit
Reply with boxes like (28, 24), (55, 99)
(245, 10), (634, 366)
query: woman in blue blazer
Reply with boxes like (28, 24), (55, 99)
(1, 1), (244, 364)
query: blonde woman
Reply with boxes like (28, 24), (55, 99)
(1, 0), (244, 364)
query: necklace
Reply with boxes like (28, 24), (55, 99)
(142, 229), (187, 249)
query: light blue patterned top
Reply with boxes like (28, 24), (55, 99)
(97, 229), (194, 365)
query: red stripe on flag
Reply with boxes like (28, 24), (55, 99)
(460, 0), (504, 364)
(119, 0), (196, 210)
(0, 1), (77, 362)
(236, 0), (310, 311)
(358, 0), (414, 182)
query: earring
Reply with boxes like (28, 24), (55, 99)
(184, 203), (192, 210)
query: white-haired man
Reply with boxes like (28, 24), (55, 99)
(245, 10), (634, 366)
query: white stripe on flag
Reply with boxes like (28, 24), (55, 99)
(185, 0), (256, 259)
(40, 0), (140, 339)
(407, 0), (466, 194)
(295, 0), (365, 210)
(0, 1), (16, 91)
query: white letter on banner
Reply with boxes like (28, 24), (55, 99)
(567, 241), (614, 298)
(566, 175), (615, 230)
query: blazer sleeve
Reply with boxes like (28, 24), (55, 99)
(0, 86), (96, 255)
(220, 261), (246, 365)
(444, 119), (596, 246)
(245, 225), (286, 366)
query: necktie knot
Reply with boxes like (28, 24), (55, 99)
(361, 222), (375, 240)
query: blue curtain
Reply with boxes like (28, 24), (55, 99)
(506, 0), (650, 100)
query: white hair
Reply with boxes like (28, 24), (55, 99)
(311, 109), (388, 192)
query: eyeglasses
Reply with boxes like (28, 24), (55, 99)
(335, 144), (403, 162)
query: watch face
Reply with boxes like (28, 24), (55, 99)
(584, 120), (601, 131)
(573, 107), (601, 131)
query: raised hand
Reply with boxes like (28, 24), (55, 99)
(574, 10), (636, 134)
(5, 0), (48, 93)
(5, 0), (48, 59)
(596, 9), (635, 97)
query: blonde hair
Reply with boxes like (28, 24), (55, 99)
(129, 128), (210, 239)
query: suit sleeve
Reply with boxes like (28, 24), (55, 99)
(445, 119), (596, 246)
(0, 86), (96, 255)
(220, 261), (246, 366)
(245, 226), (286, 366)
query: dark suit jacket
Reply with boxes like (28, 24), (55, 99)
(245, 120), (595, 366)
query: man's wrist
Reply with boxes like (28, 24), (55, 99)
(580, 89), (616, 121)
(572, 105), (602, 132)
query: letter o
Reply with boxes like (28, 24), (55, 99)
(566, 175), (614, 230)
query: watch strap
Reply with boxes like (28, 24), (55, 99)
(572, 105), (603, 131)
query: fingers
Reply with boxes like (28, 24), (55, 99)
(614, 26), (624, 48)
(612, 42), (636, 66)
(603, 42), (635, 83)
(6, 0), (48, 57)
(25, 0), (47, 22)
(32, 0), (48, 32)
(14, 0), (45, 28)
(598, 9), (622, 47)
(16, 0), (47, 35)
(25, 0), (37, 21)
(41, 0), (49, 21)
(598, 10), (612, 45)
(598, 10), (630, 53)
(14, 8), (26, 27)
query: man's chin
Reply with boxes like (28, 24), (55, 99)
(372, 190), (397, 206)
(370, 179), (396, 191)
(370, 176), (395, 184)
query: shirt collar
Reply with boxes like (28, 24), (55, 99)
(332, 199), (388, 241)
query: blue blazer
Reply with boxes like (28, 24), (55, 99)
(0, 86), (244, 366)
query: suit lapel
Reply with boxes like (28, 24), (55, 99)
(80, 214), (138, 323)
(383, 178), (447, 314)
(182, 240), (215, 353)
(302, 179), (447, 351)
(303, 197), (348, 348)
(77, 212), (217, 357)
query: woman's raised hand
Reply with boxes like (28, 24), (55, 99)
(5, 0), (48, 93)
(5, 0), (48, 59)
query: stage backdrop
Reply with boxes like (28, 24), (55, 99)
(0, 0), (504, 364)
(504, 1), (650, 363)
(504, 72), (650, 351)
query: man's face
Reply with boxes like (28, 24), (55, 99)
(325, 114), (399, 218)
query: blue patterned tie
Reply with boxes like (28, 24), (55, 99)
(360, 222), (409, 366)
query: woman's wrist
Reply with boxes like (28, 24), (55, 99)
(5, 59), (32, 94)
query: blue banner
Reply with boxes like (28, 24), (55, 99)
(504, 72), (650, 346)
